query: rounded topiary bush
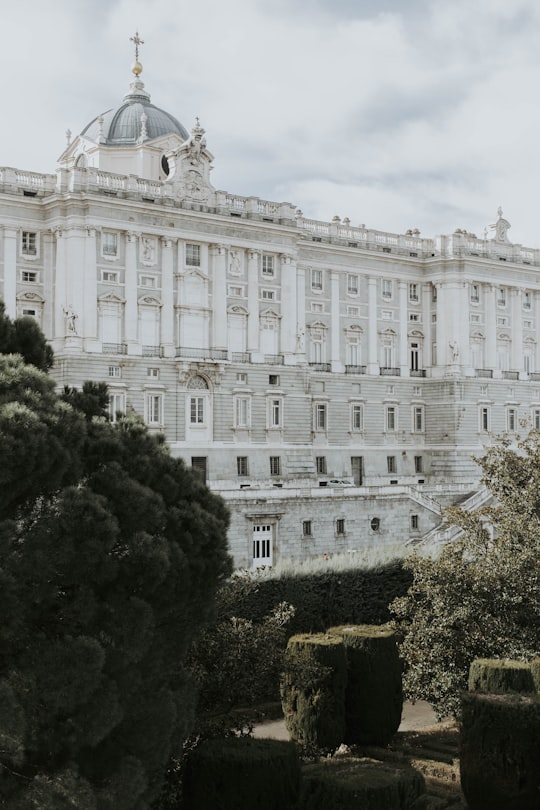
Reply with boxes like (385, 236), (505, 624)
(299, 757), (426, 809)
(280, 633), (347, 750)
(468, 658), (535, 694)
(182, 736), (301, 810)
(460, 692), (540, 810)
(328, 624), (403, 745)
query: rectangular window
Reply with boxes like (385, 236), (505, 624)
(507, 408), (517, 432)
(21, 270), (37, 282)
(21, 231), (37, 256)
(186, 243), (201, 266)
(414, 455), (423, 474)
(351, 403), (363, 431)
(190, 396), (204, 424)
(386, 406), (397, 431)
(409, 313), (419, 322)
(237, 456), (249, 476)
(261, 289), (275, 300)
(262, 254), (274, 275)
(108, 392), (125, 423)
(108, 366), (121, 378)
(382, 309), (393, 320)
(387, 456), (396, 474)
(191, 457), (208, 481)
(140, 275), (156, 288)
(524, 320), (533, 329)
(409, 283), (419, 302)
(311, 269), (323, 290)
(347, 274), (358, 295)
(470, 313), (481, 323)
(311, 302), (324, 313)
(146, 394), (162, 426)
(523, 292), (532, 310)
(315, 403), (327, 430)
(269, 374), (279, 385)
(411, 514), (419, 530)
(316, 456), (327, 474)
(269, 456), (281, 476)
(102, 232), (118, 257)
(497, 288), (506, 306)
(413, 405), (424, 432)
(102, 270), (119, 283)
(480, 406), (490, 432)
(237, 372), (248, 383)
(335, 518), (345, 535)
(269, 398), (282, 428)
(302, 520), (312, 537)
(235, 396), (251, 428)
(252, 524), (272, 567)
(382, 279), (392, 299)
(147, 367), (159, 379)
(533, 408), (540, 430)
(347, 306), (360, 317)
(228, 284), (245, 297)
(470, 284), (480, 303)
(497, 316), (508, 326)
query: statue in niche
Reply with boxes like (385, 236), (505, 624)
(142, 237), (155, 263)
(449, 340), (459, 361)
(63, 305), (78, 335)
(229, 249), (242, 275)
(490, 207), (511, 243)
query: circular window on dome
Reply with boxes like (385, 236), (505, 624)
(161, 155), (170, 177)
(370, 517), (380, 532)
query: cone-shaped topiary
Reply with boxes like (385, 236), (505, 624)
(460, 692), (540, 810)
(328, 624), (403, 745)
(468, 658), (536, 694)
(183, 737), (301, 810)
(280, 633), (347, 750)
(299, 757), (427, 809)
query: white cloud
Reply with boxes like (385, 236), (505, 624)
(2, 0), (540, 244)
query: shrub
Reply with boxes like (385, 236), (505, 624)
(328, 625), (403, 746)
(281, 633), (347, 750)
(182, 737), (301, 810)
(460, 692), (540, 810)
(299, 758), (426, 809)
(468, 658), (536, 695)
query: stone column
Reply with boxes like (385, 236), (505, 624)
(83, 227), (98, 343)
(247, 249), (260, 358)
(330, 270), (342, 371)
(485, 285), (497, 372)
(296, 264), (306, 362)
(399, 280), (409, 376)
(53, 229), (66, 340)
(125, 231), (139, 348)
(422, 282), (432, 368)
(212, 244), (228, 351)
(161, 237), (175, 356)
(367, 277), (379, 374)
(2, 228), (17, 318)
(280, 253), (297, 362)
(510, 288), (524, 375)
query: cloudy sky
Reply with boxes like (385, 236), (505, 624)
(3, 0), (540, 245)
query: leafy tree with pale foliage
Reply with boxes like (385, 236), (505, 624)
(392, 431), (540, 719)
(0, 349), (231, 808)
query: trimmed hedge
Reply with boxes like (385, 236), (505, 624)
(281, 633), (347, 750)
(328, 625), (403, 746)
(182, 737), (301, 810)
(299, 758), (426, 809)
(225, 561), (412, 634)
(530, 658), (540, 694)
(460, 692), (540, 810)
(468, 658), (536, 695)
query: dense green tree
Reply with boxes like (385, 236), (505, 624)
(392, 431), (540, 719)
(0, 355), (231, 807)
(0, 301), (53, 371)
(62, 381), (110, 421)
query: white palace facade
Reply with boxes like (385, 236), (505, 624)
(1, 58), (538, 567)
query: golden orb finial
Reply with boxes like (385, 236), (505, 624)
(132, 60), (143, 77)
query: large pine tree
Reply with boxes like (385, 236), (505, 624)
(0, 320), (231, 807)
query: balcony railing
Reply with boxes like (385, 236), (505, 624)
(475, 369), (493, 378)
(264, 354), (284, 365)
(175, 347), (228, 361)
(380, 367), (401, 376)
(102, 342), (127, 355)
(142, 345), (164, 357)
(502, 370), (519, 380)
(410, 369), (426, 378)
(345, 365), (367, 375)
(308, 362), (331, 372)
(231, 352), (251, 363)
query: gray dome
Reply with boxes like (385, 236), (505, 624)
(81, 84), (189, 146)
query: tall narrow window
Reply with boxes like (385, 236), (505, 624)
(186, 243), (201, 266)
(269, 398), (282, 428)
(262, 254), (274, 275)
(409, 283), (419, 302)
(314, 403), (327, 430)
(21, 231), (37, 256)
(382, 279), (392, 299)
(190, 396), (205, 424)
(386, 406), (397, 432)
(480, 406), (490, 432)
(146, 394), (163, 426)
(413, 406), (424, 432)
(235, 396), (251, 428)
(102, 232), (118, 257)
(414, 455), (423, 474)
(311, 269), (323, 290)
(347, 274), (358, 295)
(336, 519), (345, 535)
(269, 456), (281, 476)
(387, 456), (396, 474)
(316, 456), (327, 474)
(351, 404), (363, 431)
(237, 456), (249, 476)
